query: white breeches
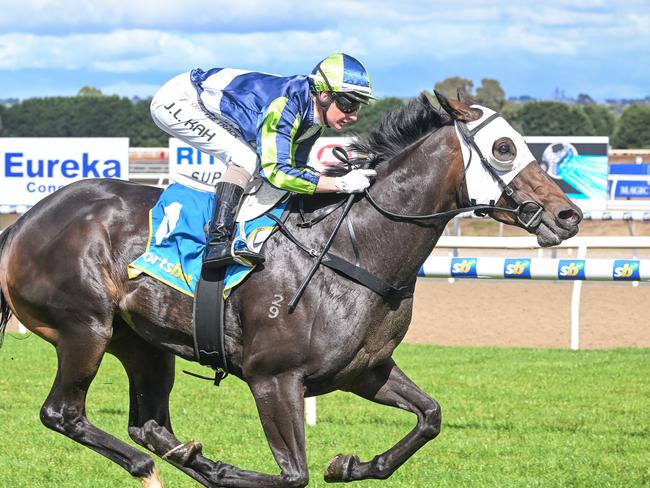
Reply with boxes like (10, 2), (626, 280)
(150, 72), (258, 175)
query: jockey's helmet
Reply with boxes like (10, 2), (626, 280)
(310, 53), (375, 106)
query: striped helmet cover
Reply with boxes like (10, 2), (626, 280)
(310, 53), (375, 100)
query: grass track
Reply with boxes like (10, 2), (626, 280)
(0, 335), (649, 487)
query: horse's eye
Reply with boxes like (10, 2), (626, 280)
(490, 137), (517, 170)
(492, 138), (517, 162)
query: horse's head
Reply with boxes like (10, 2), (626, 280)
(435, 90), (582, 246)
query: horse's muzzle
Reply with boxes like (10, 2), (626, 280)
(536, 204), (582, 246)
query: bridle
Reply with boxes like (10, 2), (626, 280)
(362, 112), (545, 230)
(284, 110), (546, 311)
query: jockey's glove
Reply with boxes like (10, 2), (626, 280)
(335, 169), (377, 193)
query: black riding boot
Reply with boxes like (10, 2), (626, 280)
(203, 182), (265, 269)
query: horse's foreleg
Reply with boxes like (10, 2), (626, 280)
(40, 329), (162, 487)
(153, 371), (310, 488)
(243, 372), (310, 488)
(325, 359), (441, 482)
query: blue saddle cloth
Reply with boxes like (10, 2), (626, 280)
(128, 182), (286, 298)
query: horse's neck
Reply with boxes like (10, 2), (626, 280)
(345, 130), (462, 281)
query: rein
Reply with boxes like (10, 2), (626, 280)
(287, 156), (373, 312)
(364, 190), (514, 223)
(282, 112), (546, 310)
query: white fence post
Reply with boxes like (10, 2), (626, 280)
(570, 280), (582, 351)
(570, 244), (588, 351)
(305, 397), (317, 426)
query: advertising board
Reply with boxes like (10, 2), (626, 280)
(0, 138), (129, 206)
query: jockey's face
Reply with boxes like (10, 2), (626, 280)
(317, 92), (359, 130)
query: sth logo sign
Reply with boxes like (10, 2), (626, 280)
(504, 259), (531, 279)
(450, 258), (477, 278)
(558, 260), (585, 280)
(613, 260), (640, 281)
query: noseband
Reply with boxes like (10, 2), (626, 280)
(363, 113), (544, 230)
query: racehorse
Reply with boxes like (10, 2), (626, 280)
(0, 91), (581, 487)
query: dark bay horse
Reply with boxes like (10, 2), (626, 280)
(0, 91), (581, 487)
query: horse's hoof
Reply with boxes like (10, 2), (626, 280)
(162, 440), (203, 467)
(139, 467), (164, 488)
(324, 454), (358, 483)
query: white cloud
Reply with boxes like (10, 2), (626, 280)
(0, 0), (648, 99)
(0, 17), (600, 74)
(3, 0), (637, 34)
(499, 26), (580, 56)
(0, 31), (161, 70)
(0, 29), (366, 73)
(1, 1), (345, 33)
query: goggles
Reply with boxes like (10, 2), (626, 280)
(333, 93), (361, 114)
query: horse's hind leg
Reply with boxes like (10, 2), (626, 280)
(325, 359), (441, 482)
(41, 328), (163, 487)
(112, 327), (309, 487)
(108, 325), (211, 487)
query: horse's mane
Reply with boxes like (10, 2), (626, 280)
(349, 92), (452, 168)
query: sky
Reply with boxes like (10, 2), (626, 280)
(1, 0), (649, 102)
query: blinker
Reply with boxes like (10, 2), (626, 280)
(488, 153), (515, 171)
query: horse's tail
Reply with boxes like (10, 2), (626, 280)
(0, 225), (14, 348)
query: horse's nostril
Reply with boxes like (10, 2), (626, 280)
(558, 208), (581, 225)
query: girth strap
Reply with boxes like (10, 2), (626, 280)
(192, 267), (229, 385)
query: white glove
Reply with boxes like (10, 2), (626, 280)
(334, 169), (377, 193)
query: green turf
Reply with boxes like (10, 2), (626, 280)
(0, 334), (648, 487)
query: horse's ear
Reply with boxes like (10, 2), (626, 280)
(434, 89), (482, 122)
(457, 88), (478, 106)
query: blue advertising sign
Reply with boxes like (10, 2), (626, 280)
(612, 180), (650, 198)
(613, 260), (641, 281)
(609, 163), (650, 176)
(0, 138), (129, 206)
(503, 259), (532, 279)
(450, 258), (478, 278)
(558, 260), (586, 280)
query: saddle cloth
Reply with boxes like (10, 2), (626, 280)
(128, 176), (287, 298)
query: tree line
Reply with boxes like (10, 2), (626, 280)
(1, 82), (649, 148)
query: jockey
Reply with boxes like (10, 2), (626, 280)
(150, 53), (377, 269)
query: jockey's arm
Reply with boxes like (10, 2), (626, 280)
(314, 177), (339, 192)
(257, 97), (323, 194)
(257, 97), (374, 195)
